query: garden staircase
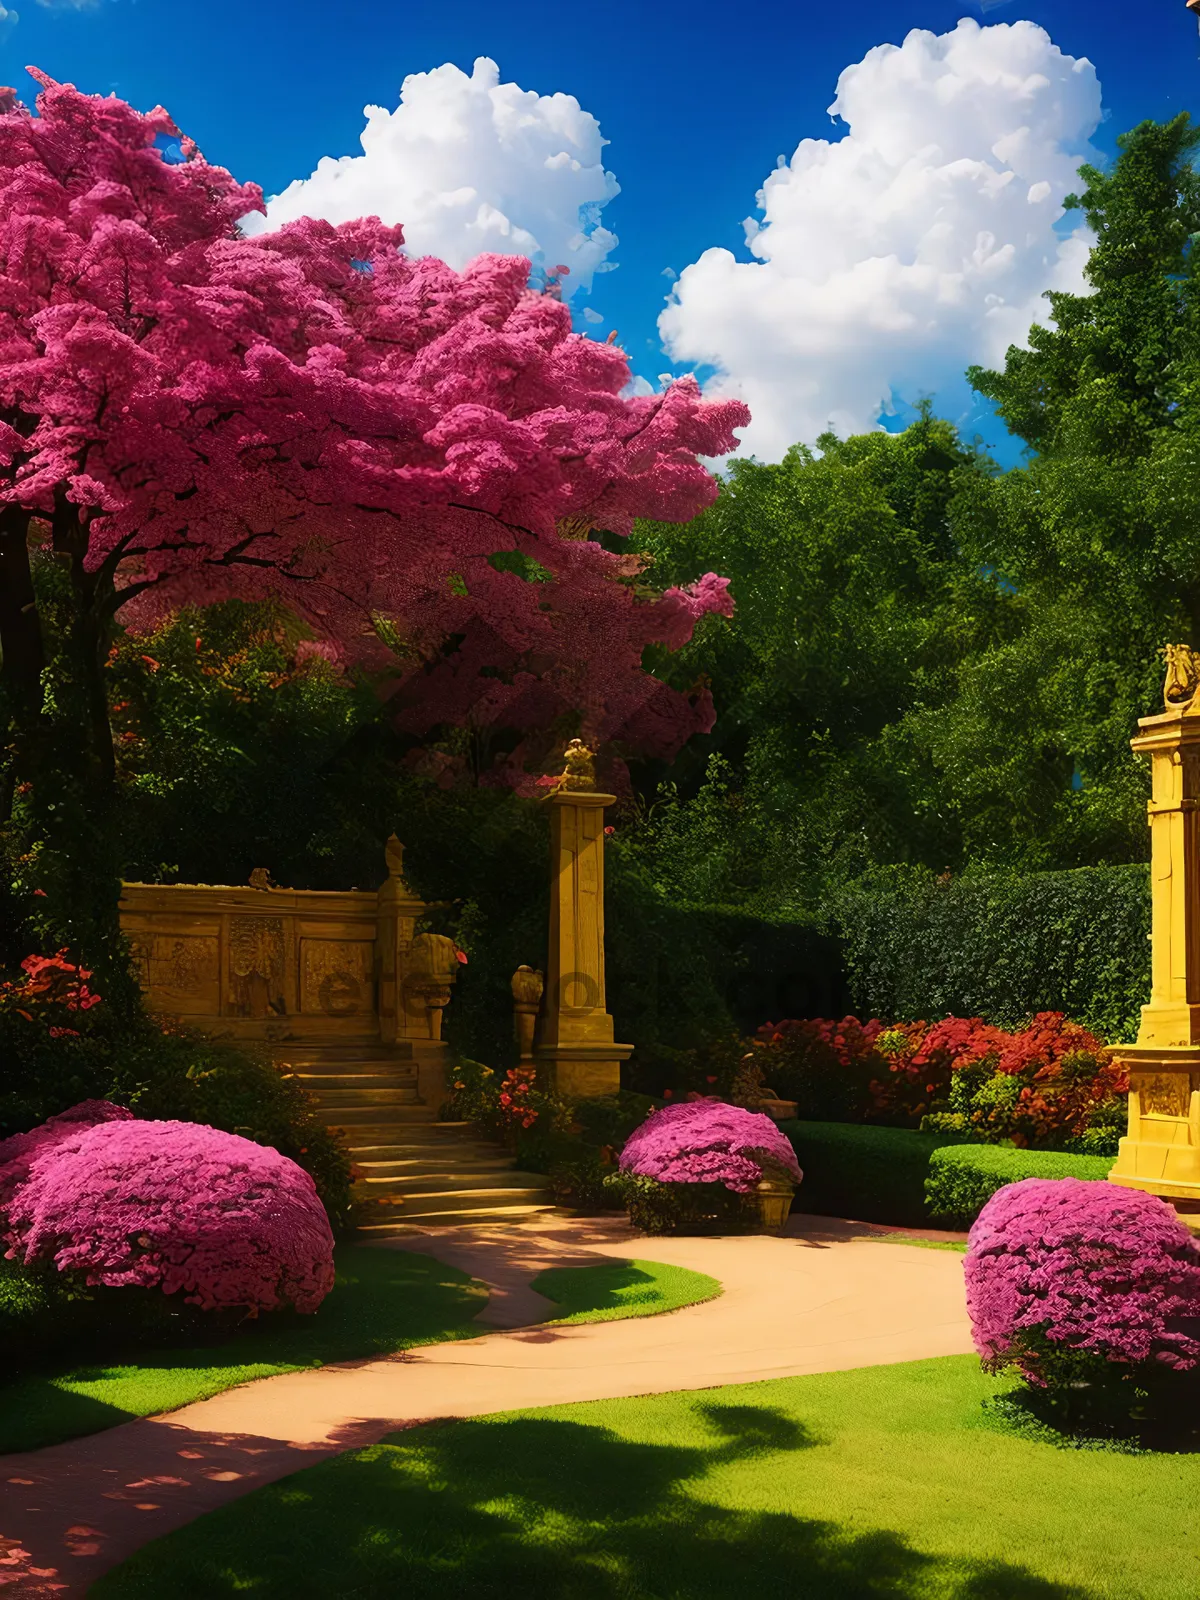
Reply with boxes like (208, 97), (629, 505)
(283, 1043), (557, 1232)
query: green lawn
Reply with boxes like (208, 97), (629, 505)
(0, 1245), (487, 1456)
(92, 1354), (1200, 1600)
(533, 1257), (722, 1324)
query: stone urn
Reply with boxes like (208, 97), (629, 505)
(752, 1175), (795, 1234)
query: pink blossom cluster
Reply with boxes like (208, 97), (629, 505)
(965, 1178), (1200, 1375)
(619, 1100), (802, 1194)
(0, 1102), (335, 1314)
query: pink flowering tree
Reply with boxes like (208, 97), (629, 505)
(0, 69), (747, 818)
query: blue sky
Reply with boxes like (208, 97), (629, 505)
(4, 0), (1193, 463)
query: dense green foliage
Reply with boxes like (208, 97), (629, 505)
(780, 1121), (966, 1228)
(924, 1145), (1116, 1228)
(835, 863), (1151, 1041)
(625, 414), (1013, 907)
(93, 1356), (1200, 1600)
(0, 1246), (486, 1455)
(531, 1258), (722, 1325)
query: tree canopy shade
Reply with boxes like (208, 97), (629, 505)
(0, 69), (748, 809)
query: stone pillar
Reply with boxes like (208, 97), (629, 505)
(375, 835), (425, 1047)
(534, 744), (632, 1098)
(1109, 646), (1200, 1213)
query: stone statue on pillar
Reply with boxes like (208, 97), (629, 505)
(1109, 646), (1200, 1218)
(534, 742), (632, 1098)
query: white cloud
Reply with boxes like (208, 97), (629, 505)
(0, 4), (16, 36)
(581, 306), (604, 324)
(658, 19), (1102, 461)
(245, 57), (618, 300)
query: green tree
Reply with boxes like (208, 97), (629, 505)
(954, 113), (1200, 866)
(623, 413), (1014, 908)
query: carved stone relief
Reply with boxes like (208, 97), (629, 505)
(1137, 1072), (1194, 1119)
(228, 916), (287, 1017)
(301, 940), (373, 1016)
(131, 933), (220, 1013)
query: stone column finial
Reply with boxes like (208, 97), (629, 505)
(511, 965), (544, 1065)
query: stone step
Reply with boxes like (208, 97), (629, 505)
(338, 1122), (479, 1146)
(295, 1072), (418, 1091)
(358, 1201), (560, 1231)
(275, 1042), (412, 1059)
(354, 1153), (516, 1178)
(355, 1169), (547, 1197)
(311, 1086), (424, 1107)
(316, 1105), (435, 1127)
(360, 1184), (552, 1219)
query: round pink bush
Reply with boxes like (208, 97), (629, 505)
(965, 1178), (1200, 1375)
(2, 1112), (335, 1315)
(619, 1100), (802, 1193)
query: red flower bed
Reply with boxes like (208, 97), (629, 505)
(752, 1011), (1127, 1151)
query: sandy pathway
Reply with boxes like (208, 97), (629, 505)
(0, 1213), (972, 1596)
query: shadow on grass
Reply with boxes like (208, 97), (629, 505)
(95, 1401), (1096, 1600)
(0, 1248), (486, 1456)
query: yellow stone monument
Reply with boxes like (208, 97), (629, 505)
(1109, 645), (1200, 1215)
(534, 740), (632, 1098)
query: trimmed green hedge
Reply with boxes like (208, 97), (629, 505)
(782, 1120), (1118, 1230)
(925, 1144), (1116, 1229)
(780, 1121), (966, 1228)
(834, 863), (1150, 1041)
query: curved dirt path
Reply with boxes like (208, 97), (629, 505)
(0, 1213), (972, 1596)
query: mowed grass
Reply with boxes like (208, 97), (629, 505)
(0, 1245), (487, 1456)
(532, 1257), (722, 1324)
(93, 1354), (1200, 1600)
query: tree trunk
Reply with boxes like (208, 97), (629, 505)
(0, 507), (40, 824)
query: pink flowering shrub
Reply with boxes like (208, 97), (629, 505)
(619, 1100), (802, 1193)
(965, 1179), (1200, 1380)
(1, 1108), (335, 1315)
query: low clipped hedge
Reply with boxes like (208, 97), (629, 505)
(780, 1121), (965, 1228)
(925, 1144), (1116, 1229)
(781, 1121), (1118, 1230)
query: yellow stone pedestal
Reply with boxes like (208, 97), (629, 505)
(1108, 648), (1200, 1213)
(534, 774), (632, 1100)
(1108, 1047), (1200, 1206)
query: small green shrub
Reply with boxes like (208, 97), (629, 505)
(925, 1144), (1116, 1228)
(780, 1120), (966, 1227)
(570, 1092), (656, 1150)
(603, 1172), (753, 1235)
(547, 1152), (621, 1213)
